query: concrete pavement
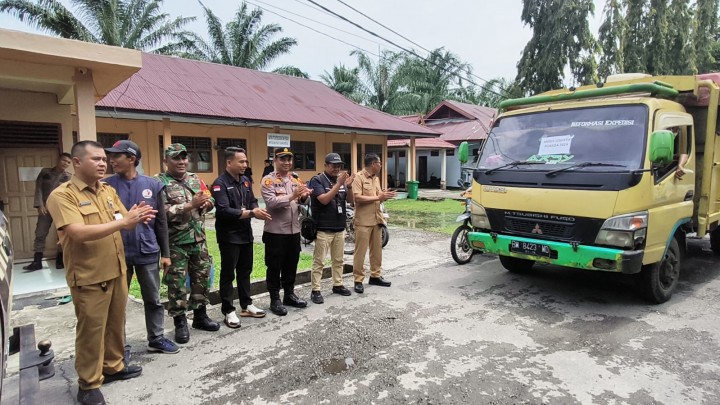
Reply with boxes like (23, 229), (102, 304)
(3, 226), (720, 404)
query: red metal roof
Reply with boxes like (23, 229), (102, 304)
(387, 137), (456, 149)
(431, 120), (490, 142)
(97, 53), (437, 136)
(439, 100), (496, 122)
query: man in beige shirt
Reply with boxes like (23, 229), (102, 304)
(351, 153), (396, 293)
(47, 140), (156, 405)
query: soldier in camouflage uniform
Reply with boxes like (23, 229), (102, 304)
(156, 143), (220, 344)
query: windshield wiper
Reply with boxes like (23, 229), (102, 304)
(485, 160), (542, 175)
(545, 162), (627, 177)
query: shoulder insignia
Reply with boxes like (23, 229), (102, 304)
(274, 178), (282, 184)
(244, 181), (249, 188)
(264, 179), (272, 186)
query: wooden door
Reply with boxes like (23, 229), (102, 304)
(419, 156), (428, 184)
(0, 149), (60, 260)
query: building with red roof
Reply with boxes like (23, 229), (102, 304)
(93, 52), (438, 191)
(388, 100), (496, 189)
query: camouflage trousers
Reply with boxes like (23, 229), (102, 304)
(164, 241), (212, 317)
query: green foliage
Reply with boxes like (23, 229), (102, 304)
(0, 0), (196, 54)
(515, 0), (598, 96)
(351, 49), (407, 113)
(320, 64), (364, 103)
(695, 0), (719, 73)
(186, 1), (299, 71)
(272, 66), (310, 78)
(646, 0), (668, 74)
(623, 0), (648, 73)
(667, 0), (696, 74)
(598, 0), (626, 78)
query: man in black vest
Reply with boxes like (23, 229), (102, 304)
(307, 153), (355, 304)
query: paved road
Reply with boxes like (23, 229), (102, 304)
(5, 228), (720, 404)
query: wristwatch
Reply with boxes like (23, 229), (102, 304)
(248, 210), (255, 218)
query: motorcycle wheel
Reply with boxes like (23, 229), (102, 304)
(450, 224), (474, 265)
(381, 224), (389, 248)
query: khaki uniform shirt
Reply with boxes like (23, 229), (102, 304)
(352, 169), (384, 227)
(261, 171), (303, 235)
(46, 176), (127, 287)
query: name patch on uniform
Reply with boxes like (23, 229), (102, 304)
(79, 201), (91, 207)
(228, 187), (235, 190)
(142, 189), (153, 199)
(213, 185), (221, 192)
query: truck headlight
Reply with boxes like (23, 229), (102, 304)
(470, 202), (491, 229)
(595, 212), (648, 249)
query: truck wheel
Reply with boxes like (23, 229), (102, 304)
(711, 227), (720, 256)
(499, 255), (534, 273)
(638, 238), (681, 304)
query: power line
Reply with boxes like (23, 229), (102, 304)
(333, 0), (511, 97)
(251, 0), (383, 47)
(243, 0), (381, 60)
(304, 0), (508, 99)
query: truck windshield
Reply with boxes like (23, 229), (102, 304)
(478, 105), (648, 172)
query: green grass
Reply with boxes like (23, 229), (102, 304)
(385, 198), (464, 235)
(129, 229), (314, 299)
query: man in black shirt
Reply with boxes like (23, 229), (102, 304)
(211, 147), (272, 328)
(307, 153), (355, 304)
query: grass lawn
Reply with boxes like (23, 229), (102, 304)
(129, 230), (314, 299)
(384, 198), (464, 235)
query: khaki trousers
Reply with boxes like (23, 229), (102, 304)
(311, 230), (345, 291)
(353, 224), (382, 283)
(70, 276), (127, 390)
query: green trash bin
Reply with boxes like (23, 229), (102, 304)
(407, 180), (419, 199)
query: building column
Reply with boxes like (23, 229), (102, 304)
(162, 118), (172, 150)
(351, 132), (358, 174)
(73, 68), (96, 141)
(410, 137), (416, 181)
(382, 140), (388, 190)
(440, 149), (447, 190)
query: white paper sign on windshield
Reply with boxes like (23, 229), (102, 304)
(538, 135), (574, 155)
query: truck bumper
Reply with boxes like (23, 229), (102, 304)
(467, 232), (644, 274)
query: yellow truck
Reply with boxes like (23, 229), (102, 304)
(460, 74), (720, 303)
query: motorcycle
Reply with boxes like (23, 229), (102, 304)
(451, 180), (480, 264)
(343, 202), (389, 255)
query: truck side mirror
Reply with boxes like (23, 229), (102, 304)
(649, 130), (675, 164)
(458, 141), (469, 164)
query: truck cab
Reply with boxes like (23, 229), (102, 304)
(464, 75), (720, 303)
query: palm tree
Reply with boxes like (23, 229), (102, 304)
(396, 48), (474, 114)
(352, 49), (409, 114)
(187, 1), (304, 75)
(0, 0), (196, 54)
(320, 64), (363, 103)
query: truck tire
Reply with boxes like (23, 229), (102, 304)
(711, 227), (720, 256)
(499, 255), (534, 273)
(638, 238), (681, 304)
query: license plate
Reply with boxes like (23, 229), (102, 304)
(510, 240), (551, 257)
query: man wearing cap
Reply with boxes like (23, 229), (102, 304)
(261, 147), (311, 316)
(351, 153), (396, 293)
(156, 143), (220, 344)
(211, 147), (272, 328)
(46, 140), (156, 405)
(307, 153), (355, 304)
(104, 140), (179, 355)
(23, 152), (72, 271)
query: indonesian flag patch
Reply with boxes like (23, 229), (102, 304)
(213, 185), (221, 192)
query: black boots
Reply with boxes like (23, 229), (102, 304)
(191, 306), (220, 331)
(173, 315), (189, 344)
(23, 252), (43, 271)
(55, 251), (64, 269)
(269, 292), (287, 316)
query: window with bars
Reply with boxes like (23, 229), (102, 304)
(332, 142), (351, 172)
(158, 136), (213, 173)
(98, 133), (129, 174)
(267, 141), (316, 171)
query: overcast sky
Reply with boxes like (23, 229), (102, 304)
(0, 0), (605, 89)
